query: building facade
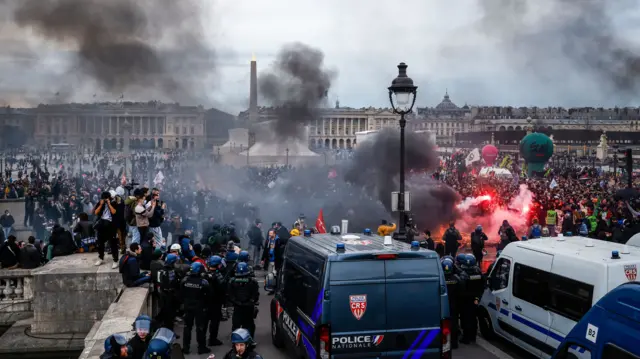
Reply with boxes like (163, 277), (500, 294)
(0, 107), (35, 148)
(309, 103), (400, 149)
(411, 91), (473, 145)
(33, 101), (206, 150)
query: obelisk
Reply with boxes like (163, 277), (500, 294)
(249, 53), (258, 123)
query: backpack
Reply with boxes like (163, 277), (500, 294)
(531, 225), (542, 238)
(119, 255), (130, 273)
(125, 202), (136, 226)
(158, 268), (177, 292)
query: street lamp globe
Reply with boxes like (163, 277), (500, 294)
(388, 62), (418, 114)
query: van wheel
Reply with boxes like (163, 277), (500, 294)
(271, 319), (285, 348)
(478, 308), (497, 341)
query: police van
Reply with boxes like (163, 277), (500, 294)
(270, 227), (451, 359)
(551, 282), (640, 359)
(478, 236), (640, 359)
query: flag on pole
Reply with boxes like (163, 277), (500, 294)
(465, 148), (481, 167)
(315, 209), (327, 234)
(549, 179), (558, 189)
(121, 173), (127, 185)
(153, 171), (164, 185)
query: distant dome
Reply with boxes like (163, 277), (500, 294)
(435, 90), (459, 111)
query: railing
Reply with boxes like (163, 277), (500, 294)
(0, 269), (33, 315)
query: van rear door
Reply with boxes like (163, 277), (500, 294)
(328, 257), (442, 359)
(385, 257), (442, 359)
(328, 260), (388, 357)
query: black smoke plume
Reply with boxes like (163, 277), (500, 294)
(344, 129), (460, 231)
(477, 0), (640, 98)
(259, 43), (336, 140)
(11, 0), (214, 104)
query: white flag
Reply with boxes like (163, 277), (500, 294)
(549, 179), (558, 189)
(465, 148), (481, 166)
(153, 171), (164, 185)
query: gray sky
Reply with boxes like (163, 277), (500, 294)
(2, 0), (640, 113)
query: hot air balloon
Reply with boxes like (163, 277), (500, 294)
(481, 145), (499, 166)
(519, 133), (554, 177)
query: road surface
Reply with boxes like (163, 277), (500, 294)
(178, 271), (533, 359)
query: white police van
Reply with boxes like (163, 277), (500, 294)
(478, 236), (640, 359)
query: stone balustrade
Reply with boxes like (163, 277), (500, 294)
(0, 269), (34, 325)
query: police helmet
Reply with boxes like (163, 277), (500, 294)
(170, 243), (181, 253)
(134, 315), (152, 337)
(165, 253), (178, 266)
(455, 253), (466, 265)
(190, 262), (204, 274)
(236, 262), (250, 277)
(521, 235), (527, 241)
(231, 328), (253, 344)
(476, 225), (482, 232)
(145, 328), (176, 359)
(363, 228), (372, 236)
(441, 257), (454, 275)
(207, 255), (222, 267)
(330, 225), (341, 234)
(238, 250), (249, 262)
(104, 334), (130, 356)
(464, 253), (477, 267)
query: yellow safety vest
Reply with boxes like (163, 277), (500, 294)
(546, 210), (557, 225)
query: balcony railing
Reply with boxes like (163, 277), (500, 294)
(0, 269), (33, 314)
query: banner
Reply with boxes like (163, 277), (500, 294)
(465, 148), (480, 167)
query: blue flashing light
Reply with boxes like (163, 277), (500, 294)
(566, 232), (573, 236)
(336, 243), (345, 251)
(303, 229), (311, 237)
(612, 250), (620, 259)
(363, 228), (372, 235)
(411, 241), (419, 247)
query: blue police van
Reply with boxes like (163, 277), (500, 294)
(270, 228), (451, 359)
(551, 281), (640, 359)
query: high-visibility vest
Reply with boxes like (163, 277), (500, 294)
(546, 210), (557, 225)
(587, 216), (597, 233)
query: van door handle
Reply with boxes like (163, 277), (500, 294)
(515, 305), (522, 311)
(501, 299), (509, 305)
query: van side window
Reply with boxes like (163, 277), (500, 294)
(490, 258), (511, 291)
(555, 342), (592, 359)
(603, 343), (640, 359)
(548, 273), (594, 321)
(513, 263), (550, 307)
(282, 261), (321, 319)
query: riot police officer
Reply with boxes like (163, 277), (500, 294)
(143, 328), (176, 359)
(228, 262), (260, 338)
(459, 253), (484, 344)
(222, 328), (264, 359)
(238, 250), (255, 277)
(101, 334), (132, 358)
(128, 315), (152, 359)
(442, 256), (463, 349)
(204, 255), (225, 346)
(155, 254), (180, 331)
(180, 262), (210, 355)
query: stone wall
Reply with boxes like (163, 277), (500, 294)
(79, 287), (150, 359)
(31, 254), (122, 334)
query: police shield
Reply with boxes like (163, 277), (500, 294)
(145, 328), (177, 359)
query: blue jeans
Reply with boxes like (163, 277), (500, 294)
(129, 225), (140, 244)
(2, 227), (11, 240)
(130, 273), (151, 287)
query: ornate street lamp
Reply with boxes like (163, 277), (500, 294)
(388, 62), (418, 242)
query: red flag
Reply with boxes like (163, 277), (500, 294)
(121, 174), (127, 185)
(315, 209), (327, 234)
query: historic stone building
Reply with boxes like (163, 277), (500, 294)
(32, 101), (206, 150)
(309, 101), (400, 149)
(0, 107), (35, 148)
(411, 91), (473, 145)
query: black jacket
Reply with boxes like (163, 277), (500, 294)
(0, 241), (20, 268)
(119, 252), (145, 287)
(247, 225), (264, 247)
(50, 226), (77, 257)
(180, 274), (210, 310)
(19, 244), (41, 269)
(148, 204), (165, 228)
